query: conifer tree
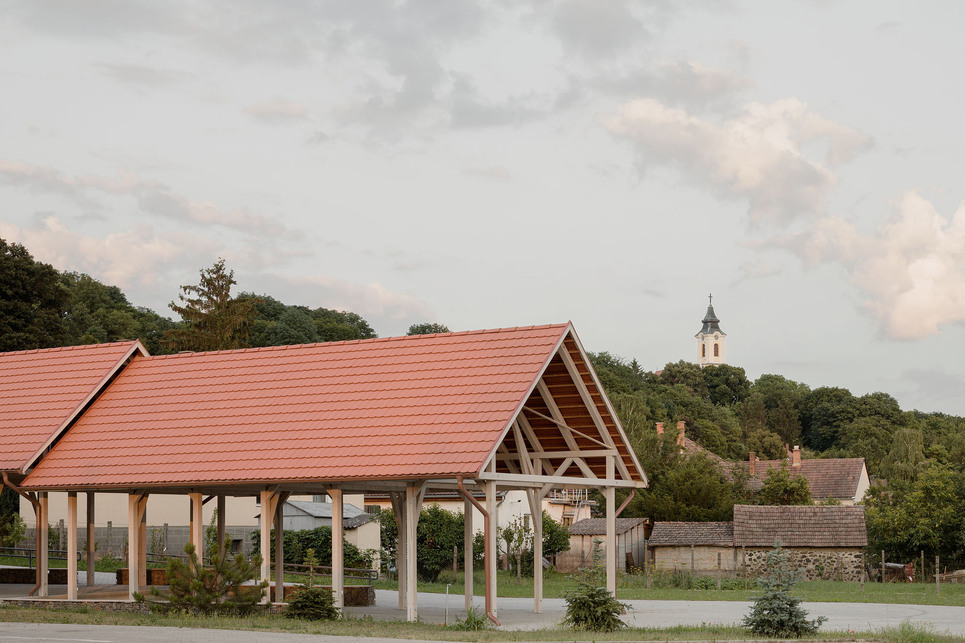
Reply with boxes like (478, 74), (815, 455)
(163, 259), (259, 352)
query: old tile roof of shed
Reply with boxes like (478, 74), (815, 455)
(285, 501), (376, 530)
(733, 504), (867, 547)
(567, 517), (647, 536)
(0, 341), (143, 473)
(649, 521), (734, 546)
(24, 324), (623, 489)
(751, 459), (865, 500)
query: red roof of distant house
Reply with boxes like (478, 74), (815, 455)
(751, 458), (866, 500)
(25, 324), (633, 489)
(0, 341), (144, 473)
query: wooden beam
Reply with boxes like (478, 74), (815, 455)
(138, 495), (148, 587)
(526, 487), (548, 613)
(216, 495), (226, 555)
(405, 482), (423, 622)
(258, 489), (279, 604)
(605, 456), (616, 595)
(476, 471), (638, 488)
(188, 492), (203, 570)
(389, 491), (405, 610)
(126, 492), (140, 600)
(531, 449), (617, 459)
(329, 488), (344, 609)
(496, 443), (521, 475)
(274, 492), (287, 602)
(86, 492), (95, 588)
(558, 347), (633, 482)
(512, 421), (534, 475)
(517, 414), (554, 475)
(67, 492), (77, 600)
(485, 479), (498, 618)
(523, 403), (610, 449)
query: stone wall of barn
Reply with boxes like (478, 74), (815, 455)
(742, 547), (865, 581)
(651, 545), (865, 581)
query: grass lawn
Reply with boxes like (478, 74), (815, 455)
(374, 570), (965, 607)
(0, 606), (961, 642)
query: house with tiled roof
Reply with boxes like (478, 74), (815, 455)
(657, 422), (869, 502)
(3, 323), (647, 623)
(747, 446), (870, 504)
(648, 505), (867, 581)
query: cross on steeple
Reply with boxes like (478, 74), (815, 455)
(708, 293), (713, 305)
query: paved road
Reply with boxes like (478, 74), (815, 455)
(0, 590), (963, 642)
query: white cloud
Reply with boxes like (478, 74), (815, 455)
(244, 99), (309, 123)
(775, 192), (965, 340)
(0, 216), (192, 291)
(605, 98), (872, 224)
(0, 160), (288, 237)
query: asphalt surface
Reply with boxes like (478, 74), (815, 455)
(1, 588), (963, 642)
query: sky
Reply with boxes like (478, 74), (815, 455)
(2, 1), (965, 415)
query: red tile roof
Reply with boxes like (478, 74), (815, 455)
(751, 458), (866, 500)
(25, 324), (625, 489)
(0, 341), (144, 473)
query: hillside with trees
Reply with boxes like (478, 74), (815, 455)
(3, 239), (964, 569)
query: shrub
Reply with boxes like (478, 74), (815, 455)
(563, 582), (629, 632)
(149, 535), (267, 615)
(250, 526), (373, 569)
(742, 543), (826, 638)
(450, 605), (490, 631)
(436, 568), (456, 585)
(286, 586), (340, 621)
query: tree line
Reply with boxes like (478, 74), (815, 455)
(3, 239), (964, 570)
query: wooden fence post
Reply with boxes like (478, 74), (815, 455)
(881, 550), (885, 583)
(716, 552), (722, 590)
(936, 555), (940, 595)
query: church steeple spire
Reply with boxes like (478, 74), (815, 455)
(695, 294), (726, 367)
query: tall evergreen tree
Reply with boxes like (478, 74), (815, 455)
(163, 259), (259, 352)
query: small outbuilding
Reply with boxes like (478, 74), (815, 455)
(649, 504), (868, 581)
(556, 517), (648, 573)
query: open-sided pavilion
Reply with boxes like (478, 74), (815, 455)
(9, 323), (647, 622)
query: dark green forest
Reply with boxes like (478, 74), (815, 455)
(3, 239), (965, 569)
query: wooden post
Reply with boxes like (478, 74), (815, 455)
(390, 492), (406, 609)
(644, 539), (651, 589)
(486, 479), (498, 618)
(259, 490), (273, 604)
(138, 498), (148, 587)
(881, 550), (885, 583)
(188, 493), (203, 569)
(860, 551), (865, 590)
(86, 492), (95, 588)
(464, 496), (473, 611)
(127, 493), (139, 600)
(936, 555), (940, 595)
(691, 544), (696, 575)
(217, 495), (226, 555)
(330, 489), (344, 609)
(605, 456), (616, 596)
(921, 550), (925, 583)
(526, 488), (544, 613)
(67, 492), (78, 600)
(717, 552), (722, 590)
(405, 483), (420, 622)
(274, 495), (285, 603)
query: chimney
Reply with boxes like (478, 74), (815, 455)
(676, 421), (685, 446)
(656, 422), (664, 435)
(792, 445), (801, 468)
(748, 451), (756, 476)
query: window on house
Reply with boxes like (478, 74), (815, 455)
(714, 343), (719, 357)
(701, 344), (706, 357)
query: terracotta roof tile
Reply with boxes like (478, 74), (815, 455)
(751, 459), (866, 500)
(649, 521), (734, 546)
(0, 342), (142, 472)
(733, 504), (867, 547)
(24, 325), (575, 488)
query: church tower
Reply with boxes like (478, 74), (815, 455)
(696, 294), (726, 367)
